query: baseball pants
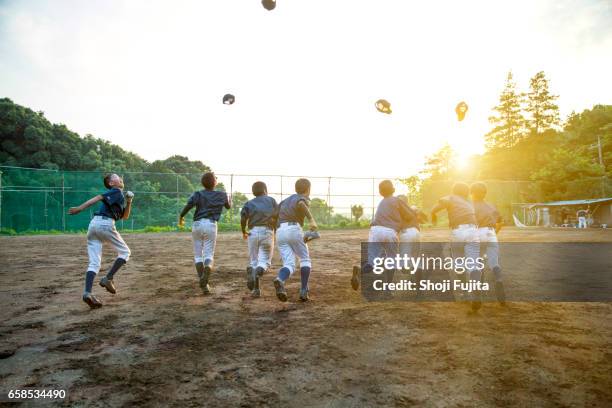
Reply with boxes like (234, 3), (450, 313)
(192, 218), (217, 264)
(399, 227), (420, 259)
(87, 216), (131, 273)
(248, 226), (274, 271)
(367, 225), (399, 266)
(478, 227), (502, 281)
(450, 224), (481, 280)
(276, 223), (311, 275)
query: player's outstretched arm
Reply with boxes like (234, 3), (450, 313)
(68, 195), (103, 215)
(178, 203), (194, 228)
(298, 201), (318, 231)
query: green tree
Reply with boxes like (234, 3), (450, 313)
(485, 71), (526, 149)
(310, 198), (333, 225)
(398, 175), (423, 206)
(525, 71), (560, 135)
(420, 143), (456, 181)
(350, 205), (364, 222)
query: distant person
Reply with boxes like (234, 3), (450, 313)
(351, 181), (417, 292)
(179, 172), (231, 295)
(431, 182), (482, 312)
(240, 181), (278, 298)
(273, 178), (318, 302)
(577, 208), (588, 229)
(68, 173), (133, 309)
(470, 182), (506, 305)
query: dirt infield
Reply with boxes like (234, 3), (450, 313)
(1, 228), (611, 407)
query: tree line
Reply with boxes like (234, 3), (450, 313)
(411, 72), (611, 209)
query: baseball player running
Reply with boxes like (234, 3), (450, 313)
(273, 178), (318, 302)
(351, 180), (417, 292)
(430, 182), (482, 312)
(241, 181), (278, 298)
(68, 173), (133, 309)
(179, 172), (231, 295)
(470, 182), (506, 305)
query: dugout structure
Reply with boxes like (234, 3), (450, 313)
(512, 198), (612, 228)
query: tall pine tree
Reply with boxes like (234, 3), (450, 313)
(525, 71), (560, 135)
(485, 71), (525, 149)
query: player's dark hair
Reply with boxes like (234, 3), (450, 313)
(252, 181), (267, 196)
(295, 178), (311, 194)
(470, 182), (487, 200)
(103, 174), (113, 189)
(452, 182), (470, 198)
(201, 172), (217, 190)
(379, 180), (395, 197)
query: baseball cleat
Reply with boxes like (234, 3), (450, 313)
(246, 266), (255, 290)
(251, 288), (261, 298)
(99, 277), (116, 294)
(201, 283), (212, 295)
(299, 288), (310, 302)
(200, 264), (212, 292)
(351, 265), (361, 290)
(274, 278), (288, 302)
(82, 293), (103, 309)
(255, 266), (265, 278)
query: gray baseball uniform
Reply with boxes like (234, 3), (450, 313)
(438, 195), (480, 285)
(474, 200), (502, 280)
(276, 194), (311, 274)
(242, 195), (278, 270)
(185, 190), (230, 264)
(87, 188), (131, 273)
(368, 196), (416, 265)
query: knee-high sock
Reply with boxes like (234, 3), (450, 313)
(300, 266), (311, 290)
(492, 266), (502, 282)
(195, 262), (205, 279)
(85, 270), (96, 293)
(106, 258), (126, 279)
(278, 267), (291, 282)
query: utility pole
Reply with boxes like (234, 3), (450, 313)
(597, 135), (604, 169)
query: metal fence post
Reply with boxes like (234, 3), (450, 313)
(62, 172), (66, 231)
(327, 176), (331, 225)
(230, 174), (234, 222)
(0, 170), (3, 231)
(371, 177), (375, 220)
(176, 174), (179, 225)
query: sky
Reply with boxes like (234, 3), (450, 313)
(1, 0), (611, 179)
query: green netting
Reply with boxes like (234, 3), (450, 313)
(1, 166), (609, 233)
(0, 167), (383, 232)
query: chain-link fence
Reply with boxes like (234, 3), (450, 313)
(1, 166), (609, 233)
(0, 166), (412, 232)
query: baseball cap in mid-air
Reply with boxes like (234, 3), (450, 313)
(375, 99), (392, 114)
(223, 94), (235, 105)
(455, 101), (468, 121)
(262, 0), (276, 11)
